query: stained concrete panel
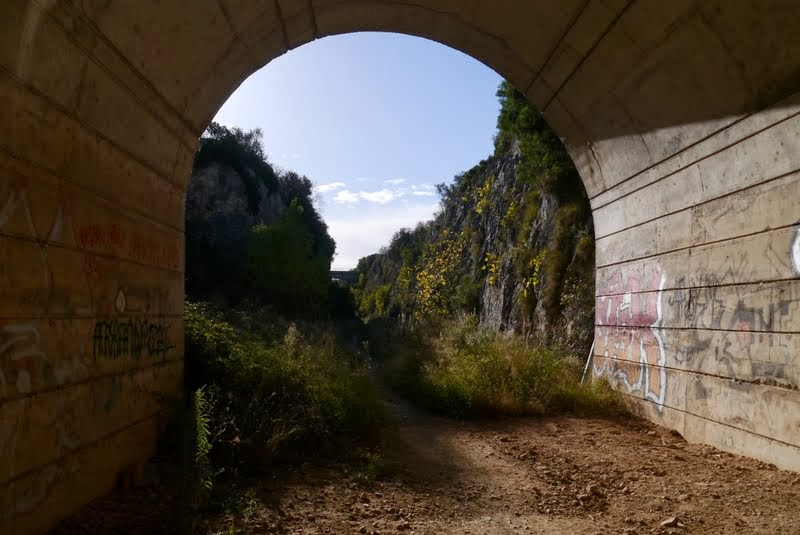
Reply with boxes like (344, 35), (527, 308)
(2, 0), (800, 532)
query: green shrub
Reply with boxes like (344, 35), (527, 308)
(246, 200), (330, 316)
(184, 302), (385, 479)
(378, 315), (622, 418)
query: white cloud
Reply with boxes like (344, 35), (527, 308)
(412, 190), (436, 196)
(333, 190), (360, 203)
(359, 189), (400, 204)
(316, 181), (346, 193)
(328, 202), (439, 270)
(331, 188), (406, 205)
(384, 178), (406, 185)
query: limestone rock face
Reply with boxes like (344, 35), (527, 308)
(186, 162), (284, 226)
(357, 142), (595, 352)
(183, 161), (288, 302)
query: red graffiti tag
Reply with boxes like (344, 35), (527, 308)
(593, 261), (667, 410)
(77, 224), (179, 270)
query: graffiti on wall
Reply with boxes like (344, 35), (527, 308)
(77, 223), (180, 271)
(593, 261), (667, 411)
(91, 288), (175, 360)
(0, 179), (181, 518)
(791, 227), (800, 277)
(92, 318), (174, 359)
(0, 323), (50, 403)
(668, 275), (797, 384)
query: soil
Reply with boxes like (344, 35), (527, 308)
(56, 395), (800, 535)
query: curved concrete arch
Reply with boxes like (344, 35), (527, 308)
(2, 1), (800, 530)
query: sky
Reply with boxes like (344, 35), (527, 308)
(212, 32), (503, 269)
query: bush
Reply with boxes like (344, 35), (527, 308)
(377, 315), (622, 418)
(184, 302), (385, 480)
(246, 200), (331, 316)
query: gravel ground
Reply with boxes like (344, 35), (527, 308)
(56, 396), (800, 534)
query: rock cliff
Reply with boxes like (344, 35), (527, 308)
(354, 83), (595, 352)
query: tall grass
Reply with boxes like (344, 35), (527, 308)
(376, 315), (622, 418)
(184, 302), (386, 479)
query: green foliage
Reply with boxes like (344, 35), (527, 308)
(187, 122), (337, 317)
(451, 274), (481, 312)
(194, 122), (278, 214)
(414, 231), (468, 318)
(354, 283), (393, 319)
(541, 201), (588, 320)
(278, 171), (336, 260)
(481, 252), (501, 286)
(246, 200), (331, 316)
(474, 176), (494, 215)
(495, 81), (584, 202)
(522, 249), (546, 299)
(500, 199), (518, 230)
(184, 302), (386, 477)
(352, 78), (593, 350)
(516, 189), (540, 246)
(193, 387), (214, 497)
(375, 316), (622, 418)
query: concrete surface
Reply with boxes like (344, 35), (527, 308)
(2, 0), (800, 531)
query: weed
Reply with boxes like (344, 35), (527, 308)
(378, 315), (623, 418)
(184, 301), (387, 496)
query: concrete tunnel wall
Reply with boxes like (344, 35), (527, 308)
(2, 0), (800, 531)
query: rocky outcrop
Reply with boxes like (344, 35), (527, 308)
(186, 162), (284, 226)
(355, 140), (595, 352)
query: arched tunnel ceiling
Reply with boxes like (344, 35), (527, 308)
(4, 2), (800, 531)
(22, 0), (799, 198)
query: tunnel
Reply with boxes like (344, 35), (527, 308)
(2, 0), (800, 531)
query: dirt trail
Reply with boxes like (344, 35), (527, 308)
(57, 395), (800, 534)
(222, 396), (800, 534)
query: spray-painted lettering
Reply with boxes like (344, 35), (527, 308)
(594, 261), (667, 411)
(92, 319), (174, 359)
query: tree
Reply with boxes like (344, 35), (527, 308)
(279, 171), (336, 261)
(194, 122), (278, 214)
(246, 200), (331, 315)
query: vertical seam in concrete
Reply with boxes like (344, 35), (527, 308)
(273, 0), (291, 50)
(524, 0), (590, 95)
(216, 0), (238, 36)
(586, 140), (608, 191)
(542, 0), (635, 114)
(696, 10), (753, 98)
(309, 0), (319, 39)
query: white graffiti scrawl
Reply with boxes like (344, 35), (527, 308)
(593, 261), (668, 411)
(0, 324), (47, 398)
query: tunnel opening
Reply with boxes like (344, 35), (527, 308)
(4, 1), (800, 531)
(179, 30), (599, 484)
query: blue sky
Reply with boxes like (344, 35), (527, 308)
(213, 32), (502, 269)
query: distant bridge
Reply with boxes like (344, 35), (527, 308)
(330, 270), (359, 284)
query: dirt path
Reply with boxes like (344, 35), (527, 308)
(218, 396), (800, 534)
(57, 395), (800, 534)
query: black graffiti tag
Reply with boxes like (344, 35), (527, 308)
(92, 319), (175, 359)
